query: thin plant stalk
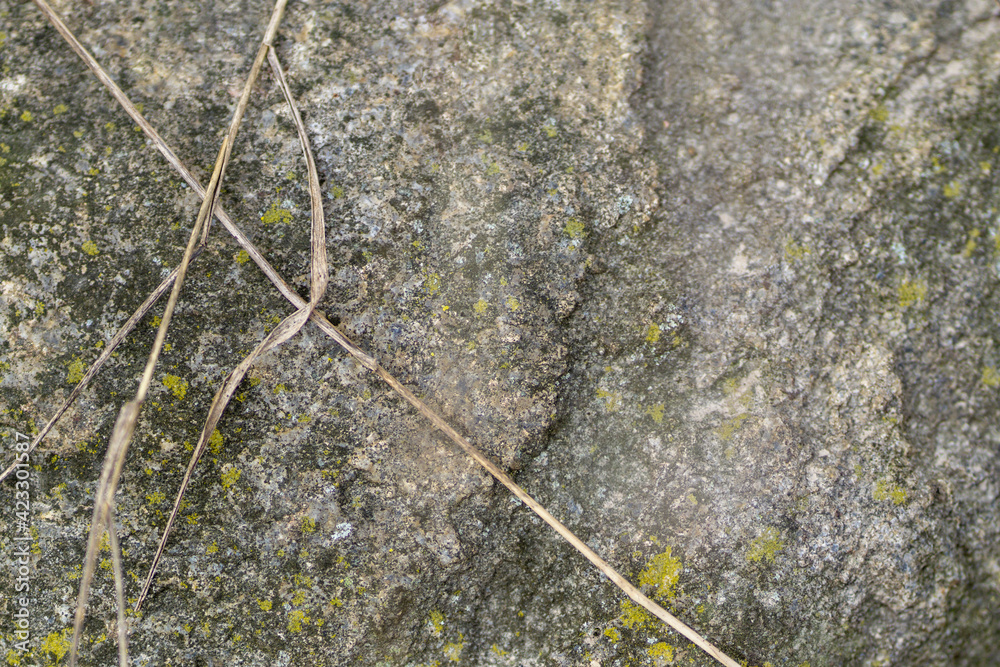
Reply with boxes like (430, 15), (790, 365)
(67, 0), (290, 663)
(68, 400), (138, 667)
(69, 141), (229, 667)
(136, 45), (328, 610)
(106, 522), (129, 667)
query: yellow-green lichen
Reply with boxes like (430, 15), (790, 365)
(261, 203), (292, 225)
(424, 272), (441, 296)
(618, 600), (653, 630)
(647, 642), (674, 662)
(646, 402), (665, 423)
(869, 103), (889, 122)
(962, 229), (979, 258)
(428, 610), (445, 637)
(258, 599), (272, 611)
(784, 239), (810, 260)
(874, 479), (907, 505)
(473, 298), (489, 316)
(717, 413), (750, 441)
(20, 110), (32, 123)
(564, 218), (585, 239)
(40, 628), (72, 662)
(81, 240), (99, 256)
(485, 161), (501, 176)
(943, 181), (960, 198)
(66, 358), (86, 385)
(595, 388), (621, 412)
(746, 527), (784, 563)
(53, 103), (68, 115)
(287, 609), (309, 632)
(982, 366), (1000, 388)
(443, 633), (465, 662)
(146, 490), (165, 505)
(897, 279), (927, 308)
(208, 429), (223, 454)
(331, 185), (345, 199)
(234, 249), (250, 264)
(646, 323), (661, 343)
(639, 548), (681, 600)
(505, 295), (520, 311)
(301, 516), (316, 533)
(221, 467), (241, 490)
(162, 374), (188, 399)
(603, 627), (621, 642)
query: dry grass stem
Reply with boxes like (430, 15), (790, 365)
(68, 400), (137, 666)
(22, 2), (741, 666)
(137, 44), (327, 611)
(68, 138), (230, 667)
(106, 523), (129, 667)
(66, 0), (290, 662)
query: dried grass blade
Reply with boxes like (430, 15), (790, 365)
(106, 521), (130, 667)
(69, 400), (138, 667)
(267, 48), (327, 299)
(135, 306), (315, 608)
(198, 0), (289, 242)
(70, 134), (229, 667)
(136, 46), (328, 612)
(31, 0), (194, 197)
(66, 0), (291, 658)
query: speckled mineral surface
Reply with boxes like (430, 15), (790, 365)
(1, 0), (998, 665)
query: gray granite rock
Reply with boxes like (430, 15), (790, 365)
(1, 0), (998, 666)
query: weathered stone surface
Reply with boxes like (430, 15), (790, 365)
(1, 0), (999, 666)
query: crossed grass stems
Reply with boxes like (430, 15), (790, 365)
(4, 2), (740, 666)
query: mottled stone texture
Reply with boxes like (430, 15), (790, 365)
(1, 0), (998, 666)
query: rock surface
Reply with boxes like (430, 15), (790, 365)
(1, 0), (998, 666)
